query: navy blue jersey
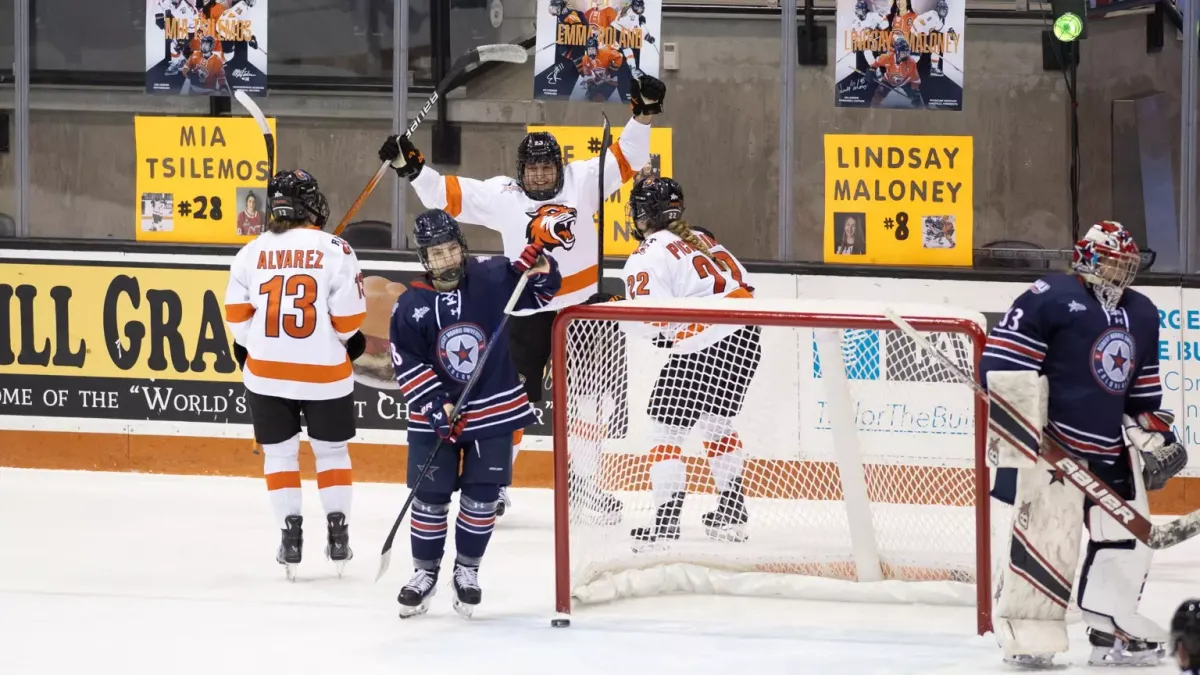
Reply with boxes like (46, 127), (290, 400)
(389, 256), (561, 442)
(979, 274), (1163, 463)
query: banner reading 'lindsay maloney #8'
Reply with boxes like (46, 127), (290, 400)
(134, 115), (277, 244)
(834, 0), (964, 111)
(534, 0), (662, 103)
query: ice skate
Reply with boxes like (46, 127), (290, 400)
(932, 62), (944, 77)
(1002, 653), (1059, 670)
(397, 567), (439, 619)
(570, 468), (623, 526)
(1086, 628), (1165, 667)
(276, 515), (303, 581)
(702, 476), (749, 543)
(495, 487), (511, 518)
(631, 492), (684, 552)
(451, 563), (482, 619)
(324, 511), (352, 577)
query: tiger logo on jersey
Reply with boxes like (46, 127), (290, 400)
(525, 204), (578, 252)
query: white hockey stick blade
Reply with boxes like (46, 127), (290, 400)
(475, 43), (529, 65)
(234, 90), (270, 135)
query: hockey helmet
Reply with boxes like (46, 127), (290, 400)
(631, 0), (646, 13)
(855, 0), (870, 19)
(936, 0), (950, 19)
(628, 175), (684, 241)
(585, 33), (600, 57)
(1173, 599), (1200, 671)
(413, 209), (469, 291)
(517, 132), (564, 202)
(549, 0), (567, 16)
(1071, 220), (1140, 310)
(893, 35), (912, 60)
(200, 34), (215, 56)
(267, 169), (330, 230)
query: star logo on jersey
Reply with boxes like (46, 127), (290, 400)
(1048, 468), (1066, 485)
(437, 322), (487, 382)
(1091, 328), (1136, 393)
(525, 204), (578, 252)
(1068, 300), (1087, 313)
(412, 306), (430, 323)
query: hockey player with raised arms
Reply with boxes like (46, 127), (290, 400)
(389, 209), (561, 618)
(980, 221), (1188, 668)
(378, 72), (666, 518)
(619, 175), (761, 547)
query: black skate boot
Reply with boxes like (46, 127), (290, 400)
(702, 476), (749, 542)
(277, 515), (303, 581)
(325, 512), (352, 576)
(495, 487), (511, 518)
(397, 565), (439, 619)
(451, 562), (482, 619)
(569, 468), (623, 526)
(1087, 627), (1166, 667)
(631, 492), (684, 552)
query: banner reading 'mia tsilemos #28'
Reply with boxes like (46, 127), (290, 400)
(835, 0), (964, 110)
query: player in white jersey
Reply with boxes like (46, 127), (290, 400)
(224, 169), (367, 580)
(619, 176), (762, 546)
(849, 0), (890, 75)
(912, 0), (951, 76)
(612, 0), (656, 77)
(378, 73), (666, 517)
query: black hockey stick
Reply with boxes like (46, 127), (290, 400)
(884, 308), (1200, 550)
(234, 89), (275, 183)
(596, 113), (612, 287)
(331, 43), (528, 237)
(376, 272), (533, 581)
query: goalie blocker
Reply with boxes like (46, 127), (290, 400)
(982, 221), (1189, 669)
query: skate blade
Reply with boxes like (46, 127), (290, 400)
(705, 524), (749, 543)
(1003, 655), (1063, 670)
(398, 602), (431, 619)
(1087, 647), (1164, 668)
(631, 538), (672, 554)
(283, 563), (298, 581)
(452, 598), (476, 619)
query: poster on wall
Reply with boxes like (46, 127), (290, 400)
(533, 0), (662, 103)
(823, 134), (973, 266)
(145, 0), (268, 96)
(134, 115), (277, 244)
(834, 0), (964, 110)
(525, 124), (673, 258)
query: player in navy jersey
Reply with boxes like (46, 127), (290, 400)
(980, 221), (1188, 668)
(388, 209), (561, 619)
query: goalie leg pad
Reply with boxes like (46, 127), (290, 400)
(985, 371), (1049, 469)
(994, 456), (1085, 658)
(1079, 451), (1167, 643)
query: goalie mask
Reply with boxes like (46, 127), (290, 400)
(267, 169), (330, 230)
(628, 176), (684, 241)
(414, 209), (469, 292)
(1173, 599), (1200, 671)
(1072, 220), (1140, 310)
(517, 132), (564, 202)
(855, 0), (870, 19)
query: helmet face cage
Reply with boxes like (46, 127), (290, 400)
(516, 133), (564, 202)
(1072, 220), (1140, 310)
(268, 169), (330, 228)
(627, 177), (684, 241)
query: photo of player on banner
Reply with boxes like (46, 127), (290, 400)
(533, 0), (662, 103)
(834, 0), (963, 111)
(145, 0), (268, 97)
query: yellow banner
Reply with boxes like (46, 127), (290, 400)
(824, 134), (973, 266)
(526, 124), (673, 258)
(134, 116), (277, 244)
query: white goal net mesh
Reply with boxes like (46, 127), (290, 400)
(553, 298), (990, 622)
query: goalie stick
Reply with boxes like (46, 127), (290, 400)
(375, 272), (533, 582)
(883, 308), (1200, 550)
(331, 43), (529, 238)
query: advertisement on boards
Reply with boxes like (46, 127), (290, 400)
(145, 0), (268, 96)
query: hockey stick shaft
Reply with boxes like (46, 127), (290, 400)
(883, 308), (1200, 550)
(233, 90), (275, 186)
(331, 43), (528, 237)
(596, 114), (612, 288)
(376, 273), (532, 581)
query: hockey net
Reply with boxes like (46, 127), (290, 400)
(551, 298), (992, 635)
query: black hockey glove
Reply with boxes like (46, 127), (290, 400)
(249, 35), (259, 50)
(345, 331), (366, 361)
(630, 74), (665, 116)
(379, 134), (424, 181)
(155, 12), (168, 30)
(644, 34), (656, 45)
(584, 292), (622, 304)
(233, 342), (248, 369)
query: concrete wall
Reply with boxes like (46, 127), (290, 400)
(0, 8), (1186, 262)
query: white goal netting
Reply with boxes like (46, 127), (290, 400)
(553, 298), (991, 631)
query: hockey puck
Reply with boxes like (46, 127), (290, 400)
(551, 618), (571, 627)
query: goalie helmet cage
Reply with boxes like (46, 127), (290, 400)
(550, 298), (992, 636)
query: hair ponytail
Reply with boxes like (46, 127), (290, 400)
(666, 219), (728, 271)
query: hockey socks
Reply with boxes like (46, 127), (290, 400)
(455, 491), (498, 561)
(263, 434), (302, 529)
(410, 497), (450, 565)
(704, 434), (745, 493)
(311, 438), (353, 521)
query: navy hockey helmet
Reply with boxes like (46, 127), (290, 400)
(936, 0), (950, 18)
(267, 169), (330, 230)
(585, 33), (600, 57)
(631, 0), (646, 13)
(549, 0), (567, 15)
(413, 209), (469, 290)
(1173, 599), (1200, 671)
(628, 176), (685, 241)
(517, 132), (564, 202)
(200, 34), (215, 56)
(855, 0), (870, 19)
(893, 35), (912, 60)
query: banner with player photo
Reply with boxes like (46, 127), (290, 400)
(834, 0), (964, 111)
(533, 0), (662, 103)
(526, 123), (673, 257)
(823, 133), (973, 266)
(134, 115), (277, 243)
(145, 0), (268, 96)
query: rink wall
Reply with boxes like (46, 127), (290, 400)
(1, 241), (1198, 515)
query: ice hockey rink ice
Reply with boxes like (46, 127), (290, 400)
(1, 468), (1196, 675)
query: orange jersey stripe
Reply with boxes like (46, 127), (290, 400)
(225, 302), (254, 323)
(265, 471), (302, 491)
(610, 142), (635, 183)
(317, 468), (353, 488)
(445, 176), (464, 218)
(557, 265), (599, 297)
(246, 355), (352, 384)
(331, 312), (366, 334)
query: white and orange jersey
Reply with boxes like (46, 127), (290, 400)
(224, 226), (367, 401)
(183, 51), (227, 90)
(408, 116), (651, 314)
(621, 227), (754, 351)
(912, 9), (945, 33)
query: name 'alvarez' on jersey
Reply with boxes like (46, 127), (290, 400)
(408, 117), (651, 314)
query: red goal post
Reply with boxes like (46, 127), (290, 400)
(550, 298), (993, 635)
